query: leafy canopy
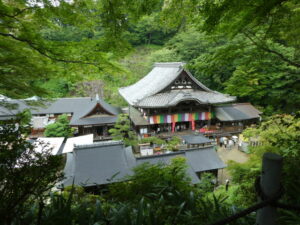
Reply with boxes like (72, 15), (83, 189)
(109, 114), (138, 146)
(0, 0), (162, 98)
(44, 114), (75, 138)
(227, 113), (300, 223)
(0, 113), (63, 224)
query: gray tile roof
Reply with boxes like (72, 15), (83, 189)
(136, 146), (226, 183)
(185, 148), (226, 172)
(181, 134), (212, 145)
(63, 141), (134, 187)
(215, 103), (261, 121)
(128, 106), (149, 126)
(135, 90), (235, 108)
(62, 143), (226, 187)
(119, 62), (236, 106)
(0, 97), (121, 125)
(136, 152), (200, 184)
(70, 116), (118, 126)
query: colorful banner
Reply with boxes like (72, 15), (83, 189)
(148, 112), (214, 124)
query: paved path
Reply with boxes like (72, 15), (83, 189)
(217, 145), (249, 184)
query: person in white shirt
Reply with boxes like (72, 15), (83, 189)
(232, 135), (238, 145)
(228, 139), (234, 150)
(223, 137), (228, 148)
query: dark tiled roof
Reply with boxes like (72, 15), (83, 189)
(0, 97), (121, 125)
(215, 103), (261, 121)
(136, 152), (200, 184)
(70, 116), (118, 126)
(62, 144), (226, 187)
(63, 141), (134, 187)
(181, 134), (212, 145)
(136, 146), (226, 183)
(185, 148), (226, 172)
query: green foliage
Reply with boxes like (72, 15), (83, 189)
(44, 114), (75, 138)
(4, 154), (254, 225)
(139, 136), (166, 145)
(166, 136), (181, 151)
(0, 0), (164, 99)
(227, 113), (300, 222)
(227, 158), (261, 208)
(153, 0), (300, 114)
(109, 114), (138, 146)
(108, 157), (253, 225)
(109, 157), (192, 201)
(147, 26), (300, 114)
(19, 108), (33, 125)
(0, 115), (63, 224)
(126, 13), (176, 46)
(196, 173), (215, 195)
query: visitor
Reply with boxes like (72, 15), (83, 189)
(225, 179), (230, 191)
(232, 135), (238, 145)
(223, 137), (228, 148)
(228, 139), (234, 150)
(219, 137), (224, 147)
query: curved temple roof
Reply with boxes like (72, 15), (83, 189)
(119, 62), (235, 106)
(136, 89), (235, 108)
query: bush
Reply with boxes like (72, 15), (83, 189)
(44, 114), (75, 138)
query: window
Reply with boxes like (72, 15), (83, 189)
(140, 128), (148, 134)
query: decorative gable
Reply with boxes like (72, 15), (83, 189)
(162, 70), (208, 92)
(83, 103), (114, 118)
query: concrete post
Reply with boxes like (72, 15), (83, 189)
(256, 152), (283, 225)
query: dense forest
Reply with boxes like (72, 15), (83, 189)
(1, 0), (299, 114)
(1, 0), (300, 224)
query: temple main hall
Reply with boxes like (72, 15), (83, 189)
(119, 62), (261, 137)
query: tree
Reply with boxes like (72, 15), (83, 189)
(162, 0), (300, 68)
(109, 114), (138, 146)
(166, 136), (181, 151)
(227, 113), (300, 223)
(0, 0), (162, 99)
(155, 0), (300, 114)
(126, 13), (177, 46)
(8, 157), (253, 225)
(44, 114), (75, 138)
(0, 114), (63, 224)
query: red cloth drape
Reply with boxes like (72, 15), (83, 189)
(172, 122), (176, 133)
(191, 120), (195, 130)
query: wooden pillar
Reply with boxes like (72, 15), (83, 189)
(256, 153), (283, 225)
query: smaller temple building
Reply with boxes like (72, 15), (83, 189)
(119, 62), (261, 137)
(62, 141), (226, 187)
(0, 95), (121, 140)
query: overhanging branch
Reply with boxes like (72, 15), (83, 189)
(0, 32), (98, 66)
(243, 32), (300, 68)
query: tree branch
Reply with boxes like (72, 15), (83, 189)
(0, 7), (36, 21)
(243, 32), (300, 68)
(0, 32), (98, 66)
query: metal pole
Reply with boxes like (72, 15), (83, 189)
(256, 152), (283, 225)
